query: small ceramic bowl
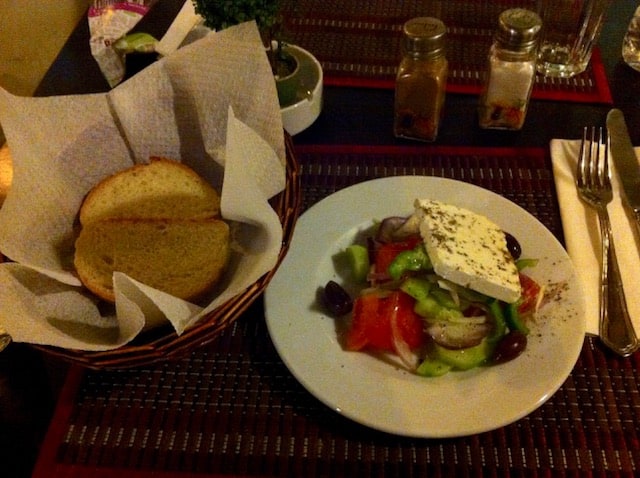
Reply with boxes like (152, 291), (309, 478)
(276, 44), (323, 135)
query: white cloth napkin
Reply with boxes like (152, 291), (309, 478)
(550, 139), (640, 336)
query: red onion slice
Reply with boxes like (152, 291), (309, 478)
(388, 295), (419, 371)
(426, 319), (490, 349)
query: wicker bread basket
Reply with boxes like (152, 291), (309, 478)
(33, 135), (301, 370)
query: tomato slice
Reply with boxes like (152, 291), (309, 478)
(390, 291), (426, 349)
(345, 291), (425, 352)
(374, 235), (421, 275)
(517, 273), (542, 315)
(346, 293), (391, 350)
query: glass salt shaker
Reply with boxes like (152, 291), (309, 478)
(478, 8), (541, 130)
(394, 17), (448, 142)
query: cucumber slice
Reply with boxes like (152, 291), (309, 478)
(416, 358), (452, 377)
(345, 244), (369, 282)
(433, 340), (492, 370)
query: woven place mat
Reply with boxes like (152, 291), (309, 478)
(280, 0), (612, 104)
(34, 146), (639, 477)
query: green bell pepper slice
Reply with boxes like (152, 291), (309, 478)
(487, 300), (508, 344)
(388, 243), (432, 280)
(505, 302), (530, 335)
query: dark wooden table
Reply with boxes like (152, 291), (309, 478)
(2, 1), (640, 476)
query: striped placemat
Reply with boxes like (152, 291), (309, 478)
(281, 0), (612, 104)
(34, 146), (638, 477)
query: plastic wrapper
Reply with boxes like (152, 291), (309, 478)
(89, 0), (159, 87)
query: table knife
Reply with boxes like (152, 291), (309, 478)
(606, 108), (640, 237)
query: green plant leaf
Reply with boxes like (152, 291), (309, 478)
(192, 0), (281, 31)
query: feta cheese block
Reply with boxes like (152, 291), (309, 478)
(414, 199), (521, 303)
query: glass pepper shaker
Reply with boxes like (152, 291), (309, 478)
(394, 17), (448, 142)
(478, 8), (541, 131)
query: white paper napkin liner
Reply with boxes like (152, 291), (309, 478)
(159, 23), (286, 178)
(114, 272), (203, 333)
(219, 106), (284, 284)
(0, 263), (143, 350)
(155, 0), (204, 57)
(0, 90), (132, 280)
(550, 139), (640, 336)
(222, 106), (286, 203)
(107, 61), (182, 162)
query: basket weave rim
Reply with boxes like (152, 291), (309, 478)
(34, 135), (302, 370)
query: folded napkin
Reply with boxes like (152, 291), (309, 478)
(551, 139), (640, 336)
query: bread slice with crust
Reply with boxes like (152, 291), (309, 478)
(74, 158), (229, 303)
(79, 157), (220, 225)
(74, 218), (230, 302)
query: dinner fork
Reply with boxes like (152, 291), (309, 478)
(576, 127), (639, 357)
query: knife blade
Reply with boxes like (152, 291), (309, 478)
(606, 108), (640, 236)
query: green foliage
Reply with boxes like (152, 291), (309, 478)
(192, 0), (281, 31)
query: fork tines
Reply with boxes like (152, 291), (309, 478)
(577, 126), (609, 191)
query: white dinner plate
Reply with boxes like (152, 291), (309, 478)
(264, 176), (585, 438)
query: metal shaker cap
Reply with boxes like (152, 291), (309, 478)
(496, 8), (541, 51)
(402, 17), (446, 58)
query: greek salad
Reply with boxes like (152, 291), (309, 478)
(322, 201), (544, 377)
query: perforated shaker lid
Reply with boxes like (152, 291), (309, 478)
(402, 17), (446, 57)
(496, 8), (541, 51)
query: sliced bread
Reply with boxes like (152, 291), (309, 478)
(79, 157), (221, 225)
(74, 218), (230, 302)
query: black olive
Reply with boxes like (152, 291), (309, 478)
(492, 331), (527, 364)
(504, 231), (522, 260)
(323, 280), (353, 316)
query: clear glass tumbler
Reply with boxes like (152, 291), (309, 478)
(622, 6), (640, 72)
(536, 0), (611, 78)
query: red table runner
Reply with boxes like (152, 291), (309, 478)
(33, 145), (639, 477)
(281, 0), (612, 104)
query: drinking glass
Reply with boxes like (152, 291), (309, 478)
(536, 0), (611, 78)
